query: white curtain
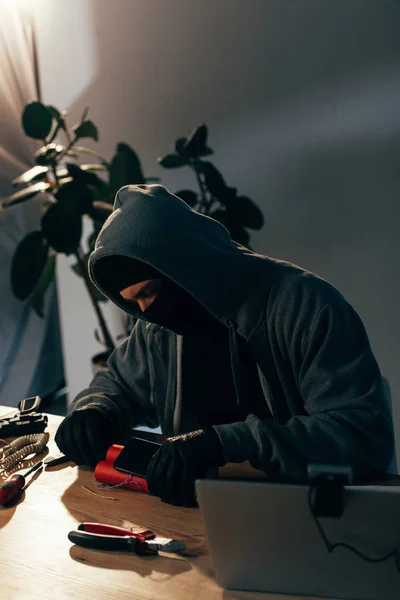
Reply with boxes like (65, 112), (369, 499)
(0, 1), (64, 407)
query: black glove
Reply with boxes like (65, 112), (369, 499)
(146, 428), (225, 507)
(55, 402), (119, 468)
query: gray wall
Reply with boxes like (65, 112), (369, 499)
(35, 0), (400, 461)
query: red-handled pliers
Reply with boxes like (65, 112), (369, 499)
(68, 522), (185, 555)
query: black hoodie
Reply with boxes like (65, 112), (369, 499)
(71, 184), (394, 480)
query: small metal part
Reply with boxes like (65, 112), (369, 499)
(23, 460), (43, 478)
(19, 396), (42, 415)
(43, 452), (69, 467)
(146, 537), (186, 553)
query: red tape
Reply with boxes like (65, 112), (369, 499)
(94, 444), (149, 493)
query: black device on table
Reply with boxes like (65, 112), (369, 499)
(114, 436), (161, 477)
(0, 396), (47, 437)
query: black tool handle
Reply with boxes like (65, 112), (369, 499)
(68, 530), (148, 554)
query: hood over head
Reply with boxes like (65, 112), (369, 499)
(93, 255), (163, 297)
(89, 184), (268, 334)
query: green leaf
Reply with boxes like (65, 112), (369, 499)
(35, 143), (64, 166)
(41, 199), (55, 211)
(88, 200), (113, 223)
(3, 181), (51, 208)
(175, 189), (198, 207)
(183, 124), (208, 158)
(41, 203), (82, 255)
(22, 101), (53, 140)
(210, 185), (237, 207)
(30, 254), (56, 317)
(73, 120), (98, 141)
(56, 164), (107, 180)
(73, 146), (108, 165)
(47, 106), (68, 143)
(87, 181), (113, 203)
(57, 177), (73, 187)
(175, 137), (190, 156)
(46, 106), (61, 120)
(230, 196), (264, 230)
(209, 208), (228, 226)
(175, 133), (213, 157)
(12, 166), (49, 186)
(54, 181), (94, 215)
(109, 143), (145, 193)
(157, 153), (189, 169)
(198, 146), (214, 157)
(209, 209), (251, 247)
(230, 227), (251, 247)
(47, 106), (67, 130)
(200, 162), (227, 198)
(11, 231), (49, 300)
(65, 163), (104, 188)
(80, 163), (107, 173)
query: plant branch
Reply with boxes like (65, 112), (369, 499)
(208, 199), (220, 214)
(51, 164), (59, 188)
(192, 160), (209, 213)
(75, 247), (115, 352)
(57, 135), (78, 163)
(48, 120), (63, 144)
(62, 113), (73, 144)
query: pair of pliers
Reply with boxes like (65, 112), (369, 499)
(68, 523), (185, 555)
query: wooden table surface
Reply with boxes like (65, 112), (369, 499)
(0, 407), (398, 600)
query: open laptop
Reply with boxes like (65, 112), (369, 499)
(196, 479), (400, 600)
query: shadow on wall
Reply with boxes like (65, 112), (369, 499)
(246, 136), (400, 470)
(63, 0), (400, 178)
(254, 136), (400, 322)
(256, 137), (400, 278)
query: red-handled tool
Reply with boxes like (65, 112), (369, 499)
(68, 522), (185, 555)
(0, 461), (43, 506)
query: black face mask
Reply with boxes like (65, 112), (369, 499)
(142, 278), (224, 335)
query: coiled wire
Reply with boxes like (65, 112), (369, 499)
(0, 433), (49, 470)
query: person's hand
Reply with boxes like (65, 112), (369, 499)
(146, 428), (225, 507)
(55, 402), (118, 468)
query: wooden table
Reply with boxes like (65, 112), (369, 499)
(0, 407), (398, 600)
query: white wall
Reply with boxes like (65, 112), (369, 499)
(32, 0), (400, 461)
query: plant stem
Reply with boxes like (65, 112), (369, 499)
(48, 120), (63, 144)
(75, 247), (115, 352)
(51, 164), (59, 187)
(58, 135), (78, 163)
(62, 113), (72, 144)
(192, 160), (210, 213)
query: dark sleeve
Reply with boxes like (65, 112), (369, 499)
(69, 320), (158, 430)
(214, 282), (394, 480)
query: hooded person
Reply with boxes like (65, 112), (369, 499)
(55, 184), (394, 506)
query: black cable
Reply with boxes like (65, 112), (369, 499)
(308, 483), (400, 573)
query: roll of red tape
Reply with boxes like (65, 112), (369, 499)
(94, 444), (149, 493)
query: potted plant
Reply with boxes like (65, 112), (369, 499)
(158, 124), (264, 247)
(3, 101), (154, 370)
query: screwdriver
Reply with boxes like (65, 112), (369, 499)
(0, 461), (43, 506)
